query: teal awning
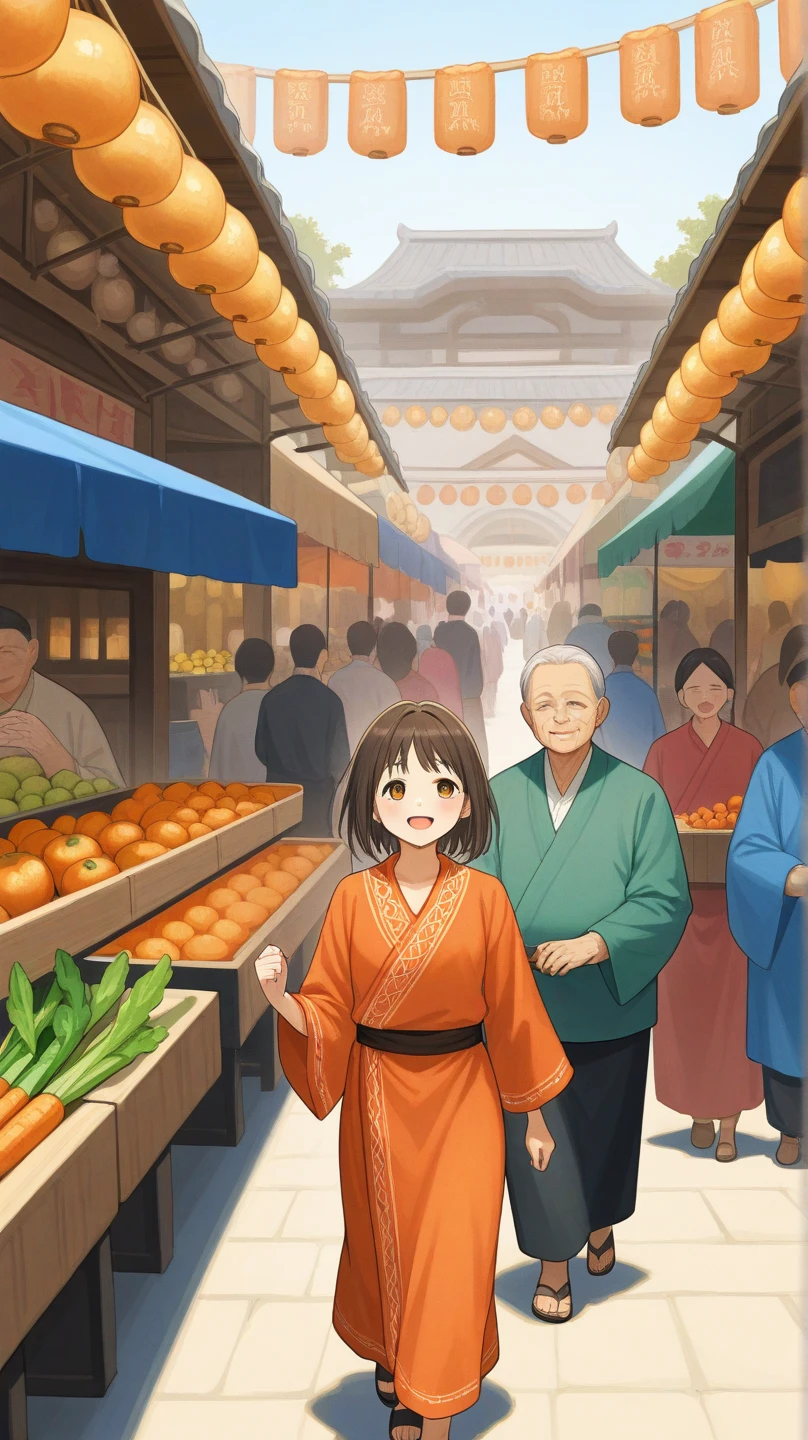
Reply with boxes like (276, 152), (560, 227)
(598, 443), (734, 578)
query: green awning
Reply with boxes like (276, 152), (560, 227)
(598, 443), (735, 578)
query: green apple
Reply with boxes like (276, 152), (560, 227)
(73, 780), (96, 799)
(43, 788), (72, 807)
(18, 793), (45, 811)
(0, 797), (19, 817)
(20, 776), (51, 797)
(0, 756), (43, 782)
(0, 774), (17, 802)
(92, 778), (116, 794)
(50, 769), (81, 793)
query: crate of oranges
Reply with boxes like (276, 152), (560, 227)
(673, 795), (744, 886)
(84, 839), (351, 1050)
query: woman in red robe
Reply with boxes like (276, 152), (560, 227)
(645, 647), (763, 1160)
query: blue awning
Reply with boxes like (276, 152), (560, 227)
(0, 399), (297, 587)
(378, 517), (454, 594)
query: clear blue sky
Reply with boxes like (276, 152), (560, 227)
(185, 0), (787, 287)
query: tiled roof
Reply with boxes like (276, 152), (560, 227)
(358, 366), (638, 405)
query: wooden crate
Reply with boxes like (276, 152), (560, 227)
(676, 822), (731, 886)
(0, 1105), (118, 1371)
(84, 989), (221, 1202)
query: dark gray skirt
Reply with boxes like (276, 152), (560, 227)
(504, 1029), (650, 1263)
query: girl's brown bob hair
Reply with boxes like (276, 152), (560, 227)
(340, 701), (497, 863)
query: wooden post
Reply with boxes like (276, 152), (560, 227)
(734, 451), (749, 715)
(110, 1151), (174, 1275)
(0, 1349), (26, 1440)
(368, 564), (374, 623)
(652, 538), (660, 695)
(24, 1235), (117, 1399)
(325, 548), (332, 646)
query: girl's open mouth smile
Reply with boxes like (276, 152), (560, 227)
(407, 816), (434, 829)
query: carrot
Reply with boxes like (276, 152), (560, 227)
(0, 1086), (29, 1129)
(0, 1093), (64, 1178)
(0, 1079), (8, 1100)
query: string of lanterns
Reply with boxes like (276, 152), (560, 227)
(243, 0), (800, 160)
(628, 172), (806, 482)
(0, 0), (387, 482)
(383, 403), (619, 430)
(416, 483), (594, 508)
(385, 490), (432, 541)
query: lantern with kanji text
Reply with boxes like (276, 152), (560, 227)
(525, 49), (587, 143)
(619, 26), (680, 127)
(348, 70), (407, 159)
(695, 1), (759, 116)
(274, 70), (328, 156)
(434, 63), (495, 156)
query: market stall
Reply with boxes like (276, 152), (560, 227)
(375, 516), (457, 626)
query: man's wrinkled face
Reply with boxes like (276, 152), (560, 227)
(0, 629), (37, 698)
(521, 662), (608, 755)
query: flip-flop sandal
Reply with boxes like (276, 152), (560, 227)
(389, 1403), (423, 1438)
(587, 1230), (615, 1276)
(375, 1363), (397, 1408)
(716, 1139), (737, 1162)
(531, 1279), (573, 1324)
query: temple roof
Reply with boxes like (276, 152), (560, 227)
(358, 365), (638, 406)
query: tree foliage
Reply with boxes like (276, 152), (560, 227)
(652, 194), (727, 290)
(288, 214), (351, 290)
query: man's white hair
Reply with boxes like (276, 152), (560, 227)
(520, 645), (606, 704)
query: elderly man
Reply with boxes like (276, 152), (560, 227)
(474, 644), (690, 1323)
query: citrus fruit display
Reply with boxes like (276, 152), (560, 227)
(674, 794), (745, 831)
(170, 648), (234, 675)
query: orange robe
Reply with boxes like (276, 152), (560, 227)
(279, 854), (571, 1420)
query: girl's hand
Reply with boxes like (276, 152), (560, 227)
(255, 946), (288, 1008)
(525, 1108), (555, 1172)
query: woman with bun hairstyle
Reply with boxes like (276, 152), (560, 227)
(255, 701), (570, 1440)
(644, 648), (763, 1160)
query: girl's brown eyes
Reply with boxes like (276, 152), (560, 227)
(386, 781), (406, 801)
(436, 780), (457, 799)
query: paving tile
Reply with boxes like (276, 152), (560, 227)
(223, 1300), (333, 1396)
(282, 1189), (346, 1240)
(675, 1296), (801, 1388)
(616, 1189), (724, 1243)
(556, 1297), (691, 1389)
(158, 1299), (249, 1395)
(248, 1156), (339, 1190)
(491, 1300), (557, 1391)
(137, 1399), (307, 1440)
(267, 1113), (325, 1158)
(482, 1391), (552, 1435)
(310, 1242), (342, 1297)
(703, 1188), (805, 1242)
(314, 1328), (374, 1391)
(228, 1190), (295, 1239)
(201, 1240), (318, 1297)
(557, 1391), (713, 1440)
(616, 1242), (801, 1296)
(704, 1391), (803, 1440)
(636, 1141), (794, 1190)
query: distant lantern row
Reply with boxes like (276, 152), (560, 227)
(481, 555), (544, 567)
(416, 483), (604, 507)
(267, 2), (802, 159)
(383, 403), (618, 431)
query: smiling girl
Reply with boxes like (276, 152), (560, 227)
(255, 702), (571, 1440)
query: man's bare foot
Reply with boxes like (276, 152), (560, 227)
(587, 1225), (615, 1275)
(716, 1114), (739, 1162)
(422, 1418), (451, 1439)
(532, 1258), (572, 1321)
(776, 1134), (801, 1166)
(391, 1405), (424, 1440)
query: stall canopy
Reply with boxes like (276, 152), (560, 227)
(0, 400), (297, 587)
(378, 517), (456, 594)
(598, 443), (734, 578)
(271, 438), (379, 566)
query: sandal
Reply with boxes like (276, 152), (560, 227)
(375, 1363), (397, 1408)
(531, 1279), (572, 1324)
(716, 1138), (737, 1163)
(390, 1403), (422, 1439)
(691, 1120), (716, 1149)
(587, 1229), (615, 1276)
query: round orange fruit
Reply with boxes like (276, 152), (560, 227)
(182, 904), (219, 933)
(111, 798), (147, 824)
(8, 817), (47, 846)
(135, 937), (181, 962)
(206, 887), (241, 914)
(280, 856), (314, 881)
(214, 795), (237, 812)
(140, 800), (178, 829)
(205, 808), (236, 828)
(60, 856), (120, 893)
(187, 793), (215, 814)
(209, 917), (249, 953)
(51, 813), (76, 835)
(0, 838), (14, 857)
(249, 785), (276, 802)
(198, 781), (224, 799)
(74, 811), (115, 839)
(132, 783), (161, 801)
(225, 899), (269, 929)
(188, 822), (212, 839)
(227, 873), (258, 897)
(162, 920), (196, 947)
(224, 782), (251, 800)
(145, 820), (188, 850)
(116, 840), (168, 869)
(171, 807), (199, 827)
(728, 795), (743, 811)
(296, 844), (324, 865)
(248, 861), (272, 881)
(162, 781), (193, 803)
(727, 812), (739, 827)
(181, 934), (230, 962)
(18, 828), (60, 857)
(246, 886), (283, 914)
(235, 800), (262, 816)
(44, 833), (102, 888)
(0, 853), (55, 915)
(98, 821), (144, 858)
(262, 870), (298, 898)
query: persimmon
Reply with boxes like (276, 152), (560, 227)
(214, 795), (237, 812)
(44, 833), (102, 888)
(227, 873), (259, 897)
(262, 870), (298, 898)
(181, 933), (230, 962)
(248, 785), (276, 802)
(727, 812), (739, 827)
(140, 800), (178, 829)
(205, 808), (236, 828)
(161, 920), (196, 947)
(0, 838), (14, 857)
(0, 906), (9, 924)
(162, 781), (193, 803)
(235, 800), (262, 816)
(182, 904), (219, 933)
(224, 782), (251, 800)
(17, 829), (60, 857)
(145, 821), (188, 850)
(706, 818), (722, 830)
(8, 817), (47, 846)
(116, 840), (168, 869)
(111, 797), (147, 823)
(0, 853), (54, 915)
(691, 819), (707, 829)
(98, 821), (144, 858)
(132, 783), (161, 801)
(225, 899), (269, 929)
(688, 813), (701, 826)
(171, 807), (199, 827)
(50, 814), (75, 836)
(186, 793), (215, 814)
(188, 822), (213, 840)
(209, 917), (249, 952)
(281, 857), (314, 881)
(713, 802), (727, 814)
(728, 795), (743, 811)
(246, 886), (284, 914)
(198, 781), (225, 800)
(135, 937), (181, 962)
(60, 856), (120, 893)
(206, 887), (241, 914)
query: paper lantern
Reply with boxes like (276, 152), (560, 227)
(214, 374), (244, 404)
(450, 405), (476, 430)
(512, 406), (537, 431)
(234, 287), (298, 346)
(210, 252), (282, 324)
(666, 370), (722, 423)
(680, 342), (738, 398)
(699, 318), (772, 377)
(567, 403), (592, 427)
(640, 419), (691, 463)
(127, 310), (159, 344)
(695, 1), (759, 116)
(430, 406), (449, 427)
(348, 70), (406, 159)
(754, 220), (806, 304)
(439, 485), (458, 504)
(254, 318), (319, 375)
(91, 272), (135, 324)
(783, 176), (808, 261)
(382, 405), (401, 426)
(168, 205), (259, 295)
(778, 0), (804, 80)
(487, 485), (506, 505)
(740, 243), (805, 319)
(334, 426), (372, 462)
(460, 486), (480, 506)
(619, 26), (680, 128)
(161, 322), (196, 365)
(402, 499), (419, 536)
(0, 0), (69, 78)
(651, 397), (701, 444)
(566, 484), (586, 504)
(187, 357), (208, 376)
(525, 49), (587, 143)
(284, 352), (338, 399)
(414, 515), (432, 543)
(537, 485), (559, 507)
(479, 407), (507, 433)
(73, 102), (183, 209)
(434, 63), (495, 157)
(541, 406), (565, 429)
(356, 455), (385, 478)
(45, 229), (97, 289)
(405, 405), (428, 428)
(33, 198), (59, 232)
(627, 455), (651, 484)
(299, 381), (356, 426)
(125, 156), (226, 255)
(597, 404), (618, 425)
(592, 481), (609, 500)
(504, 556), (515, 568)
(417, 485), (436, 505)
(632, 447), (669, 478)
(717, 285), (799, 347)
(274, 70), (328, 156)
(324, 413), (365, 448)
(606, 447), (631, 485)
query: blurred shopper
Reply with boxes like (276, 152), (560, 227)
(546, 600), (572, 647)
(565, 603), (614, 678)
(435, 591), (488, 769)
(416, 627), (463, 715)
(208, 638), (274, 782)
(510, 607), (528, 641)
(255, 624), (349, 835)
(709, 619), (735, 671)
(594, 631), (665, 769)
(327, 620), (399, 754)
(743, 625), (806, 749)
(377, 621), (438, 703)
(482, 617), (504, 719)
(645, 648), (763, 1160)
(523, 607), (547, 663)
(416, 624), (433, 656)
(489, 606), (508, 651)
(753, 601), (792, 684)
(657, 600), (699, 731)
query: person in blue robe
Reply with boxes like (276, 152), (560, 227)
(593, 630), (666, 770)
(726, 651), (806, 1166)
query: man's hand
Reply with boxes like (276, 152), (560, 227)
(785, 865), (808, 898)
(533, 931), (609, 976)
(0, 712), (74, 777)
(525, 1108), (556, 1171)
